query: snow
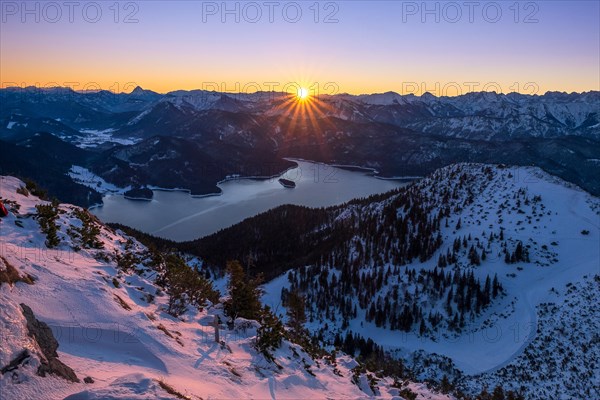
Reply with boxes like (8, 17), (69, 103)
(356, 92), (405, 105)
(460, 276), (600, 398)
(63, 374), (176, 400)
(263, 164), (600, 379)
(0, 175), (450, 400)
(74, 129), (140, 148)
(4, 161), (596, 398)
(127, 109), (152, 126)
(6, 121), (17, 130)
(68, 166), (130, 196)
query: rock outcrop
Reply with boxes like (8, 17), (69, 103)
(20, 304), (79, 383)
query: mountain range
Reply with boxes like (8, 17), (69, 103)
(1, 87), (599, 207)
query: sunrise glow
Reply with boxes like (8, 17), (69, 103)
(297, 87), (309, 101)
(0, 2), (598, 95)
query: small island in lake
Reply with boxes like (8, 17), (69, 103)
(278, 178), (296, 188)
(124, 186), (154, 200)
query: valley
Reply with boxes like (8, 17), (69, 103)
(0, 87), (598, 400)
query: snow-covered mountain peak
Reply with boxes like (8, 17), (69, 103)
(130, 85), (146, 95)
(354, 91), (404, 105)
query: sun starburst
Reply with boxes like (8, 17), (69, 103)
(296, 87), (309, 101)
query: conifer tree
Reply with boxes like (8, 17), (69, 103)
(224, 260), (262, 320)
(286, 290), (307, 340)
(163, 254), (218, 316)
(256, 305), (284, 358)
(491, 385), (506, 400)
(440, 375), (452, 393)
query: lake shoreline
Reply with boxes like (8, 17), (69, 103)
(91, 158), (419, 211)
(285, 158), (421, 182)
(91, 160), (411, 241)
(89, 161), (302, 208)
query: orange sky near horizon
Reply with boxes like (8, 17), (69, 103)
(1, 1), (598, 96)
(2, 71), (596, 97)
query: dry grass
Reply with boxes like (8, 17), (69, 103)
(16, 186), (29, 197)
(0, 257), (34, 286)
(155, 379), (192, 400)
(113, 294), (132, 311)
(157, 324), (185, 347)
(145, 312), (157, 321)
(222, 361), (242, 378)
(157, 324), (175, 338)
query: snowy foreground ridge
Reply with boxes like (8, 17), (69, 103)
(1, 162), (599, 399)
(0, 175), (451, 399)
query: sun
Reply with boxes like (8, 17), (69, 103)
(296, 87), (309, 101)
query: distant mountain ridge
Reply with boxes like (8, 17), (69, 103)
(2, 86), (598, 139)
(0, 86), (598, 206)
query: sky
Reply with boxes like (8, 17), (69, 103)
(1, 1), (599, 95)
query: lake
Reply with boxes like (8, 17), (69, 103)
(91, 160), (408, 241)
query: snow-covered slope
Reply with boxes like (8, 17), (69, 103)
(0, 176), (450, 400)
(261, 164), (599, 398)
(345, 90), (600, 139)
(460, 276), (600, 399)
